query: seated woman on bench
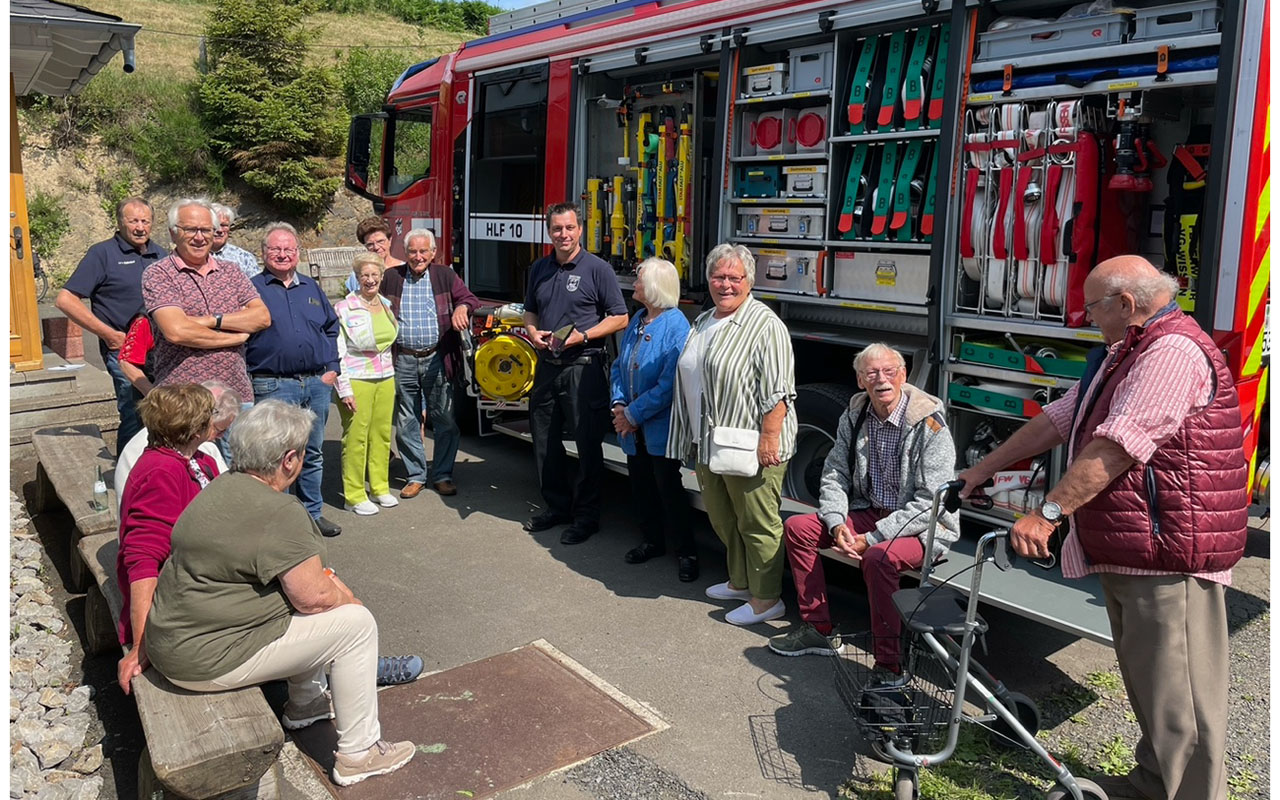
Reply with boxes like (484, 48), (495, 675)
(116, 384), (223, 695)
(142, 401), (415, 787)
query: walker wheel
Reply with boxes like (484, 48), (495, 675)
(1046, 777), (1107, 800)
(893, 767), (919, 800)
(989, 690), (1041, 748)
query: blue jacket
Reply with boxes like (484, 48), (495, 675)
(609, 308), (691, 456)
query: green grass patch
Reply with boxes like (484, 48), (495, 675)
(1096, 734), (1136, 777)
(1084, 671), (1123, 693)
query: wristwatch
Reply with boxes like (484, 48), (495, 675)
(1038, 500), (1064, 527)
(214, 314), (224, 331)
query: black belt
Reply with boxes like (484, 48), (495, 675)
(251, 371), (324, 380)
(541, 351), (603, 367)
(399, 344), (439, 357)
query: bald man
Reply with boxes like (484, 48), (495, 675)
(959, 256), (1248, 800)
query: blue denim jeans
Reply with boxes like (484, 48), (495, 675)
(393, 352), (459, 484)
(101, 342), (143, 456)
(251, 374), (333, 517)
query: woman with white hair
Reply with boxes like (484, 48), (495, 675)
(609, 258), (697, 581)
(668, 244), (797, 625)
(143, 401), (415, 787)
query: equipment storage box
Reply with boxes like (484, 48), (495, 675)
(1130, 0), (1220, 41)
(750, 247), (824, 295)
(749, 108), (797, 155)
(737, 207), (824, 239)
(956, 340), (1088, 379)
(788, 44), (834, 92)
(735, 165), (781, 198)
(830, 250), (930, 304)
(791, 107), (829, 154)
(741, 63), (788, 97)
(977, 13), (1129, 60)
(783, 165), (827, 197)
(948, 380), (1047, 419)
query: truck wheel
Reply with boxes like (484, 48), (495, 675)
(785, 383), (855, 506)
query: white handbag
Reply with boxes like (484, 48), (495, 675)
(707, 426), (761, 477)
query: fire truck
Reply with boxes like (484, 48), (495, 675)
(345, 0), (1269, 642)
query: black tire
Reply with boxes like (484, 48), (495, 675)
(1045, 777), (1108, 800)
(786, 383), (856, 506)
(893, 767), (918, 800)
(35, 271), (49, 303)
(989, 690), (1042, 749)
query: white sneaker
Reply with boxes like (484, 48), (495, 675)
(726, 599), (786, 626)
(372, 494), (399, 508)
(705, 581), (753, 601)
(332, 739), (415, 786)
(347, 501), (379, 516)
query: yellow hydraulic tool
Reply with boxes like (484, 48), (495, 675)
(584, 178), (604, 254)
(655, 118), (670, 262)
(634, 111), (656, 261)
(610, 175), (628, 259)
(675, 112), (693, 278)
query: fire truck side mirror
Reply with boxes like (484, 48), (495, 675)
(346, 114), (386, 201)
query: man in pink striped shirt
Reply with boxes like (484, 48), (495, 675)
(959, 256), (1248, 800)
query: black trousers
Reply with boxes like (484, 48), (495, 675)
(626, 429), (696, 557)
(529, 357), (609, 527)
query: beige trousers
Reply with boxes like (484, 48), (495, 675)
(168, 604), (381, 753)
(1099, 572), (1229, 800)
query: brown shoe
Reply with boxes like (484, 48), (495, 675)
(1088, 776), (1152, 800)
(331, 739), (414, 786)
(400, 482), (425, 499)
(433, 480), (457, 496)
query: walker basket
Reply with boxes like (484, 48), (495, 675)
(833, 632), (953, 753)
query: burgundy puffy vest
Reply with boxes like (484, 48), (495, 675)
(1071, 309), (1248, 572)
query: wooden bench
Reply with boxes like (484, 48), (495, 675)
(78, 534), (286, 799)
(31, 424), (118, 592)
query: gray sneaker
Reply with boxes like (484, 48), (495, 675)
(332, 739), (415, 786)
(281, 692), (334, 730)
(768, 623), (845, 657)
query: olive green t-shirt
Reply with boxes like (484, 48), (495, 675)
(145, 472), (325, 682)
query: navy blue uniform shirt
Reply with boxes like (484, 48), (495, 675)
(524, 249), (627, 356)
(245, 271), (340, 376)
(63, 234), (168, 331)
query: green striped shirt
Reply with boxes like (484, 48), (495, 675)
(667, 296), (797, 463)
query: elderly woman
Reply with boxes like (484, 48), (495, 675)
(116, 384), (223, 693)
(668, 244), (797, 625)
(609, 258), (697, 581)
(144, 401), (415, 787)
(344, 217), (406, 294)
(335, 253), (400, 515)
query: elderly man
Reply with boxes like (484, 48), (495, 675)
(379, 229), (479, 498)
(960, 256), (1248, 800)
(246, 223), (343, 538)
(521, 203), (629, 544)
(56, 197), (168, 452)
(211, 203), (261, 280)
(768, 343), (957, 671)
(142, 198), (270, 409)
(142, 401), (416, 787)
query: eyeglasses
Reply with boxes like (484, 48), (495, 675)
(709, 274), (746, 286)
(1083, 293), (1121, 313)
(363, 238), (388, 250)
(176, 226), (214, 237)
(861, 366), (902, 380)
(265, 247), (298, 255)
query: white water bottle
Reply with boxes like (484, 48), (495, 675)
(92, 465), (108, 512)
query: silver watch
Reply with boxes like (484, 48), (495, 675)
(1039, 500), (1064, 525)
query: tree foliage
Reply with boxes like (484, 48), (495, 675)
(336, 48), (418, 116)
(199, 0), (346, 214)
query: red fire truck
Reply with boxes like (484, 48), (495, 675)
(346, 0), (1269, 642)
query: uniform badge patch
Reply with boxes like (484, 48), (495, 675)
(566, 275), (581, 292)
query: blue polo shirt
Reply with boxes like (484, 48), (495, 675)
(63, 234), (168, 331)
(245, 270), (340, 376)
(524, 249), (627, 356)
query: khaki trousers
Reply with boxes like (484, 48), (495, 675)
(695, 462), (787, 600)
(1099, 572), (1229, 800)
(168, 604), (381, 754)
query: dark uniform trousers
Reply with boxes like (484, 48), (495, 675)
(529, 353), (609, 528)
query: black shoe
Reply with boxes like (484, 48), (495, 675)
(677, 556), (700, 582)
(315, 516), (342, 537)
(523, 511), (572, 532)
(624, 543), (665, 564)
(560, 524), (597, 545)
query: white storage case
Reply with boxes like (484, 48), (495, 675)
(830, 250), (930, 304)
(782, 165), (827, 197)
(788, 44), (834, 92)
(750, 247), (824, 295)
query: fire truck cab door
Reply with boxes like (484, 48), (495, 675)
(467, 65), (549, 301)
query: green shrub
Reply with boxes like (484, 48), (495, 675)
(337, 48), (419, 115)
(27, 190), (71, 261)
(315, 0), (501, 34)
(97, 167), (138, 225)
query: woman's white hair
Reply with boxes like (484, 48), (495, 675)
(636, 257), (681, 309)
(704, 243), (756, 288)
(404, 228), (436, 249)
(228, 400), (315, 476)
(167, 198), (217, 232)
(200, 380), (243, 426)
(211, 203), (235, 225)
(853, 342), (906, 374)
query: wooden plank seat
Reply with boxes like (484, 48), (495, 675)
(78, 534), (285, 799)
(30, 424), (118, 592)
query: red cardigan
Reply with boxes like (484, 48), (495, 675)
(116, 446), (219, 644)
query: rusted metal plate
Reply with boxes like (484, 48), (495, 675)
(290, 642), (659, 799)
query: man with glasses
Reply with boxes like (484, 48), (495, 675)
(245, 223), (344, 538)
(768, 343), (957, 674)
(521, 203), (628, 544)
(211, 203), (261, 280)
(56, 197), (168, 454)
(143, 198), (270, 414)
